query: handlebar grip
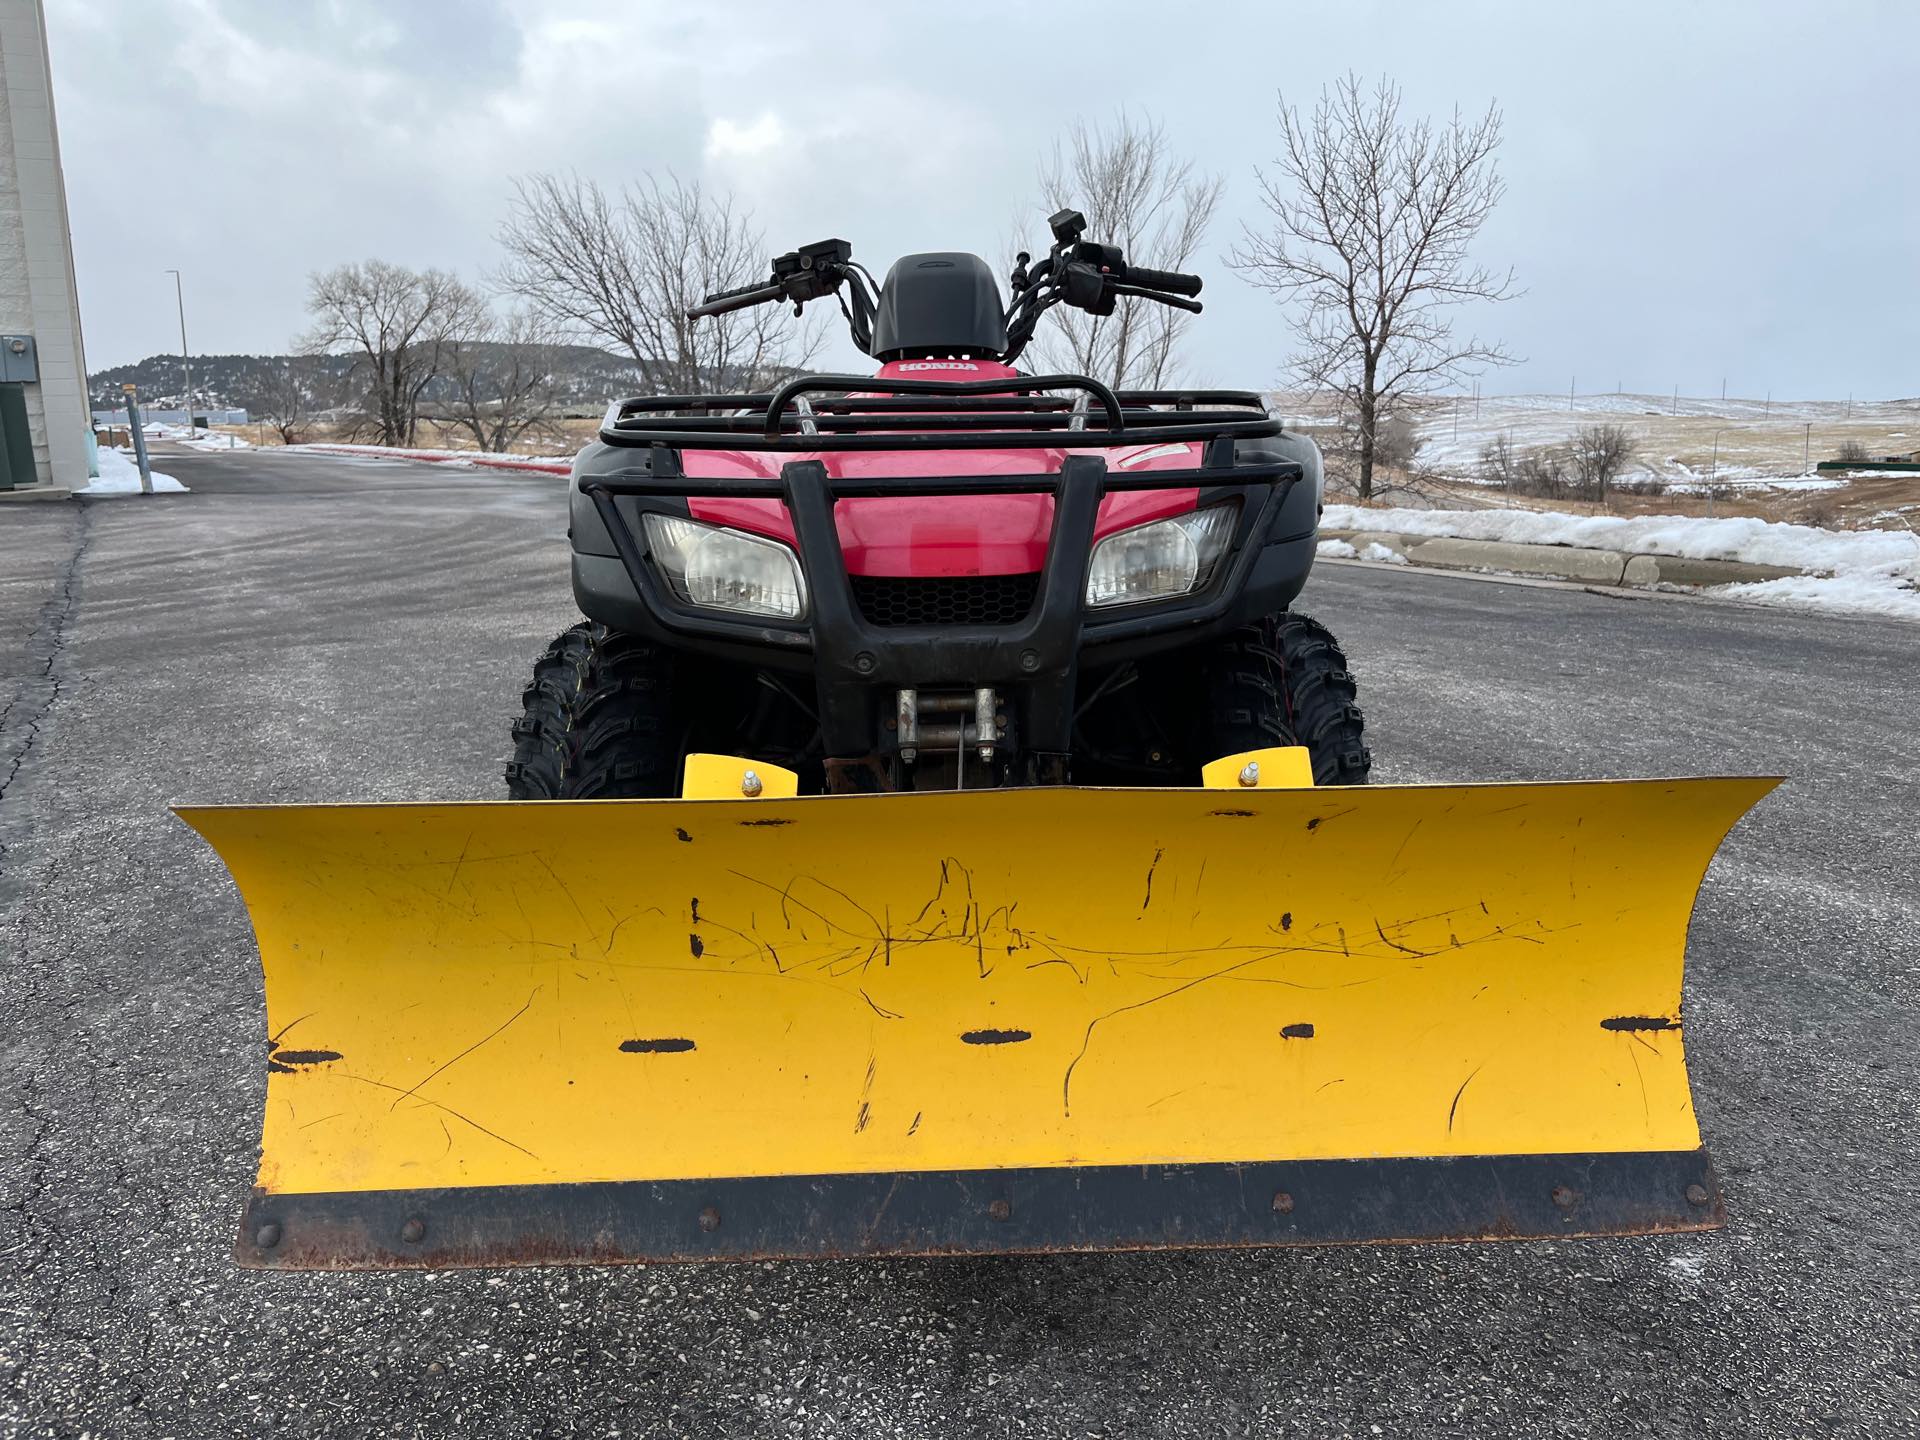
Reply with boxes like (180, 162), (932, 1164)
(1124, 265), (1203, 298)
(687, 280), (784, 319)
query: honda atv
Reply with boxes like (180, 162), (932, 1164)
(177, 210), (1773, 1272)
(507, 210), (1369, 799)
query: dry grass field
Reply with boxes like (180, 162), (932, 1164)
(1283, 390), (1920, 530)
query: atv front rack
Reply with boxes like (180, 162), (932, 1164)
(577, 378), (1306, 772)
(599, 372), (1282, 451)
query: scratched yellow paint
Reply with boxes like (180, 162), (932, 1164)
(176, 777), (1776, 1197)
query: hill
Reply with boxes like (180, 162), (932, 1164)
(87, 345), (647, 413)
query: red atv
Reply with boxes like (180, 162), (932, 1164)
(509, 210), (1368, 796)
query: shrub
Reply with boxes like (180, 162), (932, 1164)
(1570, 423), (1637, 500)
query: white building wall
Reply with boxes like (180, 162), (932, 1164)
(0, 0), (88, 492)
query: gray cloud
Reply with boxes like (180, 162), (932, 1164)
(50, 0), (1919, 398)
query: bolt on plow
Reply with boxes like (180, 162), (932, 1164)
(180, 212), (1776, 1269)
(182, 774), (1772, 1269)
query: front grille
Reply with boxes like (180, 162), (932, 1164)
(850, 573), (1041, 627)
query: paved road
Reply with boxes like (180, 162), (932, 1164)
(2, 449), (1915, 1438)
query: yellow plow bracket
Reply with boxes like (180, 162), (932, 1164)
(178, 775), (1776, 1270)
(1201, 746), (1315, 789)
(680, 753), (800, 800)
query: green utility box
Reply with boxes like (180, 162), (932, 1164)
(0, 383), (35, 491)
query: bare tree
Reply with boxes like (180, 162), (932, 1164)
(243, 355), (330, 445)
(496, 173), (818, 395)
(1372, 413), (1425, 474)
(1478, 432), (1515, 487)
(304, 261), (486, 445)
(1232, 74), (1518, 500)
(434, 308), (563, 453)
(1513, 445), (1571, 499)
(1027, 112), (1222, 389)
(1570, 423), (1637, 502)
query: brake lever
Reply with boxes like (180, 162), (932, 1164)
(1106, 282), (1203, 314)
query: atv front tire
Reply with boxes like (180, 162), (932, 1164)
(506, 622), (677, 799)
(1200, 611), (1371, 786)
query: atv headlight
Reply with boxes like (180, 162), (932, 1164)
(642, 513), (808, 620)
(1085, 504), (1236, 608)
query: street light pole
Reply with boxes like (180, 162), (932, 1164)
(165, 269), (191, 433)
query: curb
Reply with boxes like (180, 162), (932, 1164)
(1323, 530), (1806, 589)
(303, 444), (571, 476)
(0, 483), (73, 503)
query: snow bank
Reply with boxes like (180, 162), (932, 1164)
(1323, 503), (1917, 573)
(1711, 572), (1920, 622)
(76, 447), (187, 496)
(1318, 536), (1410, 566)
(1323, 502), (1920, 620)
(298, 442), (571, 474)
(170, 427), (252, 451)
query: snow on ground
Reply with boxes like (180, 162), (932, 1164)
(1670, 475), (1845, 494)
(1358, 391), (1920, 490)
(295, 442), (572, 467)
(167, 426), (252, 451)
(77, 447), (187, 496)
(1319, 537), (1410, 566)
(1712, 570), (1920, 621)
(1323, 502), (1920, 621)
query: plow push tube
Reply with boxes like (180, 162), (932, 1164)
(178, 775), (1777, 1271)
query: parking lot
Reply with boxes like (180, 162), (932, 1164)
(3, 448), (1916, 1436)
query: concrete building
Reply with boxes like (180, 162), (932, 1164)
(0, 0), (88, 499)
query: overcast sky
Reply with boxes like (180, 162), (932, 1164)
(47, 0), (1919, 399)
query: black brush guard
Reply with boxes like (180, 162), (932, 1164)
(580, 373), (1303, 775)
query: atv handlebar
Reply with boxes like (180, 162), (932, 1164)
(688, 280), (788, 319)
(1123, 265), (1203, 298)
(681, 216), (1204, 365)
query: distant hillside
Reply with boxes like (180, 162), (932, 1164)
(88, 345), (647, 412)
(89, 353), (345, 411)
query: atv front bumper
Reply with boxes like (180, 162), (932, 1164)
(573, 451), (1316, 762)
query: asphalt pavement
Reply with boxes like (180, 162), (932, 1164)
(2, 447), (1915, 1437)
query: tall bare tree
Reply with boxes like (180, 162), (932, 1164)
(1232, 75), (1517, 500)
(434, 308), (563, 453)
(304, 260), (486, 446)
(496, 173), (817, 395)
(1027, 112), (1222, 389)
(242, 355), (332, 445)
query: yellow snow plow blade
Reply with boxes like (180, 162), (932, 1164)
(178, 775), (1775, 1270)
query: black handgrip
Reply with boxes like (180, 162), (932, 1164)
(687, 280), (784, 319)
(1123, 265), (1203, 298)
